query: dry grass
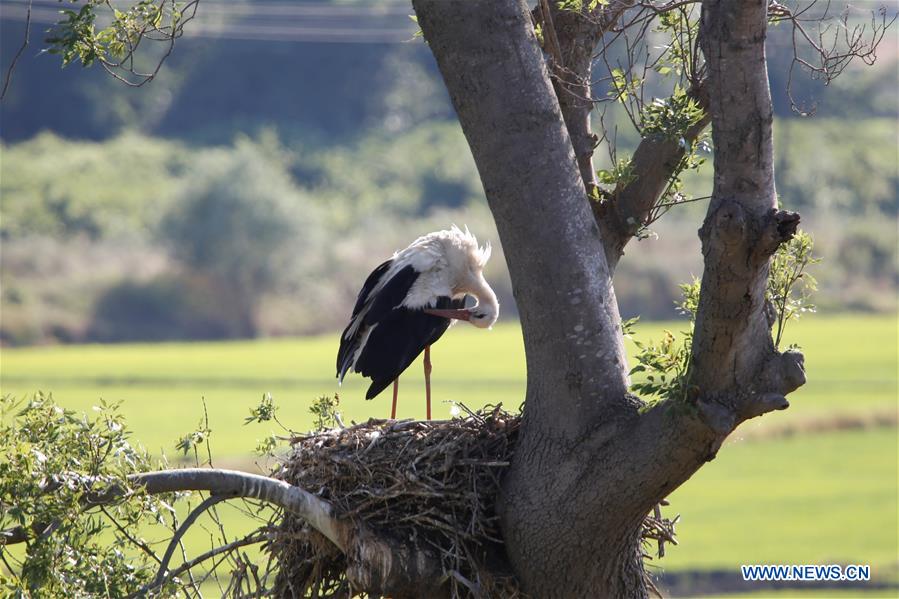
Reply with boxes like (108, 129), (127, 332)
(732, 407), (897, 443)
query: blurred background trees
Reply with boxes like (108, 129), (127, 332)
(0, 0), (896, 345)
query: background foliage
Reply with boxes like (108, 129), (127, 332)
(0, 0), (897, 345)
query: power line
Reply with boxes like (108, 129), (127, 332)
(0, 0), (419, 44)
(2, 0), (413, 18)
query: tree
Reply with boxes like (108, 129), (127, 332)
(159, 140), (319, 337)
(1, 1), (891, 597)
(412, 1), (803, 594)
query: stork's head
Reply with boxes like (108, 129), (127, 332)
(467, 300), (499, 329)
(425, 225), (500, 328)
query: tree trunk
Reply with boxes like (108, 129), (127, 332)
(413, 0), (804, 596)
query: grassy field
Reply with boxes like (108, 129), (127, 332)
(664, 428), (897, 570)
(1, 313), (897, 594)
(1, 314), (895, 457)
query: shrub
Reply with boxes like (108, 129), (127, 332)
(88, 274), (246, 342)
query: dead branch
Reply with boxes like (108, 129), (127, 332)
(1, 469), (342, 548)
(0, 0), (31, 100)
(769, 1), (897, 115)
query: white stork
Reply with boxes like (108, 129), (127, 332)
(337, 226), (499, 420)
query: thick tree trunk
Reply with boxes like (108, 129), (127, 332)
(414, 0), (804, 597)
(692, 0), (806, 411)
(412, 0), (630, 433)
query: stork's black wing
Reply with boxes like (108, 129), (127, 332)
(363, 265), (419, 326)
(349, 259), (392, 318)
(356, 296), (467, 400)
(336, 263), (419, 380)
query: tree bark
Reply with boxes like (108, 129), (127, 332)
(537, 1), (714, 271)
(412, 0), (631, 434)
(691, 0), (805, 416)
(536, 0), (712, 271)
(414, 0), (805, 597)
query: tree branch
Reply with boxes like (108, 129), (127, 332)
(133, 468), (347, 550)
(540, 1), (636, 196)
(537, 1), (715, 271)
(688, 0), (806, 424)
(0, 0), (31, 101)
(134, 531), (270, 598)
(2, 468), (449, 597)
(412, 1), (653, 594)
(595, 81), (711, 269)
(2, 469), (342, 548)
(152, 495), (229, 591)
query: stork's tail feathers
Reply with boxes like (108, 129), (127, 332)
(336, 330), (358, 384)
(365, 378), (393, 400)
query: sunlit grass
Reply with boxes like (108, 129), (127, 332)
(662, 427), (898, 573)
(1, 313), (894, 457)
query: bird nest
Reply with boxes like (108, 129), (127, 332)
(268, 405), (677, 598)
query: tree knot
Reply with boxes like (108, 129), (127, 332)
(774, 209), (801, 240)
(740, 392), (790, 422)
(756, 208), (802, 258)
(755, 348), (806, 401)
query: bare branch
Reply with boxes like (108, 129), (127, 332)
(2, 467), (449, 597)
(1, 0), (32, 100)
(538, 0), (565, 67)
(135, 531), (271, 598)
(1, 468), (344, 551)
(540, 1), (636, 194)
(134, 469), (347, 549)
(770, 1), (897, 114)
(99, 504), (162, 565)
(152, 495), (229, 591)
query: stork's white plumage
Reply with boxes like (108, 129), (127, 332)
(336, 226), (499, 419)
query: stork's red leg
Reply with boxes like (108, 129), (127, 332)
(391, 378), (399, 420)
(424, 345), (432, 421)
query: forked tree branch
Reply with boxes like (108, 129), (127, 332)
(596, 81), (710, 268)
(537, 1), (715, 271)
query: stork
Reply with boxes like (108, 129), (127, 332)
(336, 226), (499, 420)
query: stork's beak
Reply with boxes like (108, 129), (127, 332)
(423, 308), (471, 321)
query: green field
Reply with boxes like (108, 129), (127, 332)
(2, 313), (897, 594)
(2, 314), (895, 458)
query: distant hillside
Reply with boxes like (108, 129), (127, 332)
(2, 1), (896, 144)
